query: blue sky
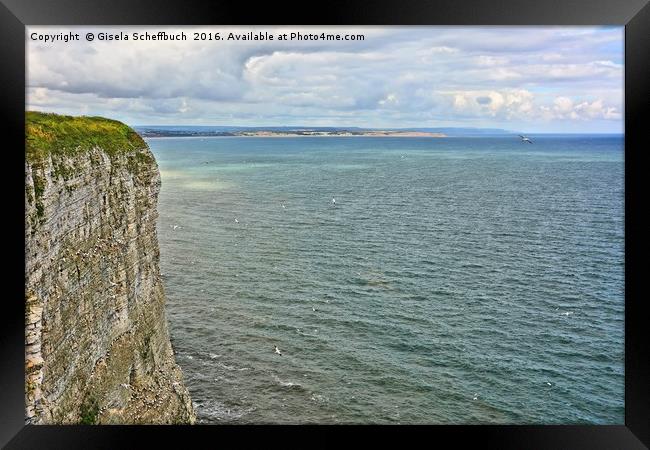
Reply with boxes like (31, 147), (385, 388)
(27, 26), (624, 133)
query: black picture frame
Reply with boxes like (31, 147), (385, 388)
(1, 0), (648, 448)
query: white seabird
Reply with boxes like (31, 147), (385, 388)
(312, 307), (317, 312)
(274, 345), (282, 356)
(234, 218), (239, 223)
(519, 135), (533, 144)
(332, 198), (336, 204)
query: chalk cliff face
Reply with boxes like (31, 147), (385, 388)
(25, 112), (195, 424)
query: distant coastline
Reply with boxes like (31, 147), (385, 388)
(138, 129), (447, 138)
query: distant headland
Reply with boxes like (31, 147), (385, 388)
(137, 128), (447, 138)
(133, 125), (518, 138)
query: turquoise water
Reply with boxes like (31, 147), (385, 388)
(149, 136), (624, 424)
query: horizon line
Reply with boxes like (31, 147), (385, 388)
(132, 125), (624, 135)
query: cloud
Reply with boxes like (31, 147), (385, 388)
(450, 89), (534, 118)
(475, 55), (510, 66)
(447, 89), (620, 123)
(27, 26), (624, 132)
(575, 99), (621, 119)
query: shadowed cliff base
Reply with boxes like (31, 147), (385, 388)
(25, 111), (195, 424)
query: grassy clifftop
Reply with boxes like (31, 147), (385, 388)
(26, 111), (147, 163)
(25, 112), (155, 224)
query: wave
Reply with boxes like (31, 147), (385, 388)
(272, 374), (305, 390)
(193, 400), (256, 422)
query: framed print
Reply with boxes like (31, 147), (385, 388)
(1, 0), (648, 447)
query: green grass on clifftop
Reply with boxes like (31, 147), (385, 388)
(26, 111), (147, 163)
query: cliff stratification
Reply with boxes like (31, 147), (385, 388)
(25, 112), (195, 424)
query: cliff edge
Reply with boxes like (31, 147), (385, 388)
(25, 112), (195, 424)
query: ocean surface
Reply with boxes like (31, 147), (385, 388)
(148, 135), (624, 424)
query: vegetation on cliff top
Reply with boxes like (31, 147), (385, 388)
(25, 111), (154, 225)
(26, 111), (147, 163)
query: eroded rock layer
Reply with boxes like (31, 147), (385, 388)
(25, 112), (195, 424)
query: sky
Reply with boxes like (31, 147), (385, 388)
(27, 26), (624, 133)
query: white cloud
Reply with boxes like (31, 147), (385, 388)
(553, 96), (574, 114)
(428, 46), (458, 53)
(476, 55), (509, 66)
(450, 89), (535, 118)
(575, 99), (621, 119)
(378, 93), (399, 106)
(447, 89), (619, 123)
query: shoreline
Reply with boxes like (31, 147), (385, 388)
(142, 133), (448, 139)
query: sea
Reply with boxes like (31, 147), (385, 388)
(147, 135), (624, 424)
